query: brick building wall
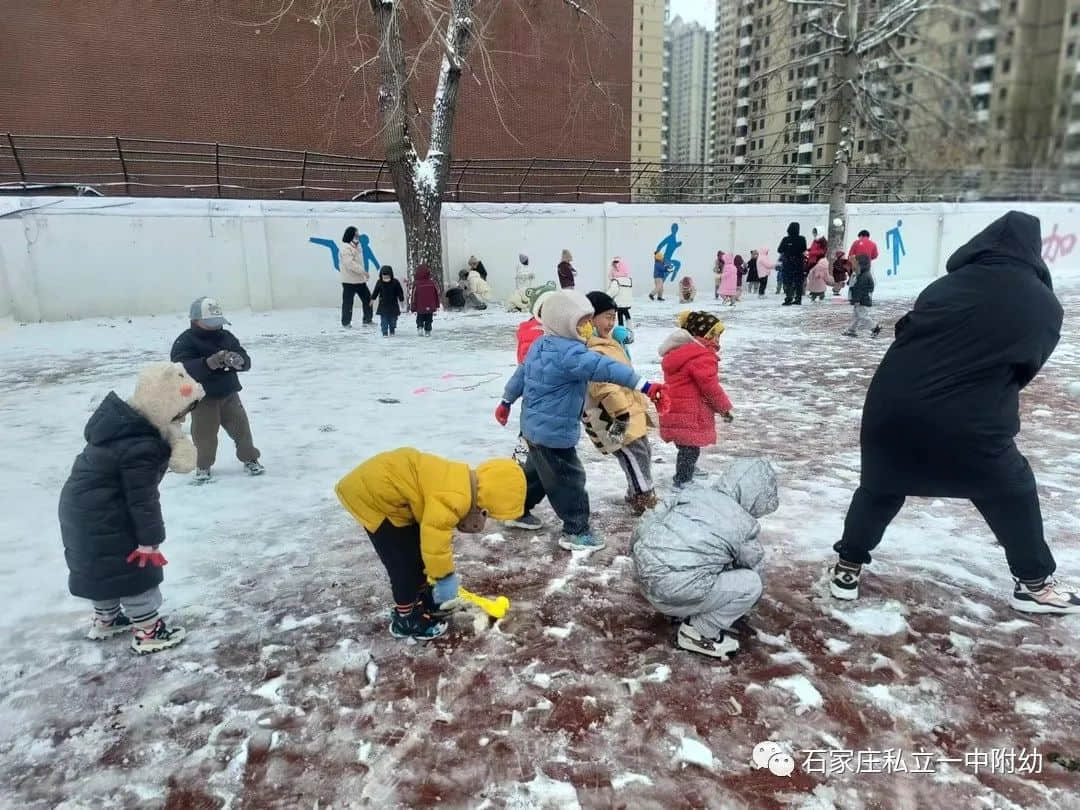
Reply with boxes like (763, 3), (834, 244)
(0, 1), (632, 197)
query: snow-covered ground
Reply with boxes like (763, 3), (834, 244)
(1, 272), (1079, 809)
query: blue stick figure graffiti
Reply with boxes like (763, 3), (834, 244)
(656, 223), (683, 280)
(358, 234), (381, 274)
(308, 233), (381, 273)
(308, 237), (340, 270)
(885, 219), (906, 276)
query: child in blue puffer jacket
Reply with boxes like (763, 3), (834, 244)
(496, 290), (665, 551)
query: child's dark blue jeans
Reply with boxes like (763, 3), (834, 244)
(521, 441), (590, 536)
(380, 314), (398, 336)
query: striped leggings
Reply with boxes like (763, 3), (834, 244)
(613, 437), (654, 495)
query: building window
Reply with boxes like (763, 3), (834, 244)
(1003, 57), (1011, 73)
(1069, 42), (1077, 58)
(783, 154), (789, 164)
(951, 19), (960, 32)
(818, 125), (825, 136)
(1008, 0), (1016, 13)
(817, 147), (823, 159)
(824, 58), (830, 69)
(784, 133), (790, 144)
(788, 69), (794, 80)
(903, 109), (911, 121)
(786, 112), (792, 123)
(787, 91), (793, 102)
(1006, 30), (1014, 45)
(858, 139), (865, 152)
(997, 116), (1005, 130)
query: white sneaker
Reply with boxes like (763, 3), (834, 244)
(244, 461), (265, 476)
(193, 468), (212, 485)
(1011, 578), (1080, 615)
(830, 561), (861, 600)
(87, 613), (131, 640)
(130, 619), (187, 655)
(676, 621), (739, 659)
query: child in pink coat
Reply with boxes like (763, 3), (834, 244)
(718, 252), (739, 306)
(806, 257), (831, 302)
(754, 248), (775, 297)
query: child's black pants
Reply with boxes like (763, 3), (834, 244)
(366, 520), (426, 604)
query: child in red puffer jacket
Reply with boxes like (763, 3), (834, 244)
(658, 311), (734, 487)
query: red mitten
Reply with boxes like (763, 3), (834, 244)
(495, 401), (511, 426)
(126, 546), (169, 568)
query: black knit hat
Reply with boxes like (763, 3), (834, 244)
(586, 291), (618, 315)
(677, 310), (725, 340)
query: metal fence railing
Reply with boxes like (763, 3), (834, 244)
(1, 133), (1076, 204)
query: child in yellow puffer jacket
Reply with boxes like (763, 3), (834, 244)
(582, 292), (658, 515)
(336, 448), (526, 640)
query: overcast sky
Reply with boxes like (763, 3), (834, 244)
(670, 0), (715, 28)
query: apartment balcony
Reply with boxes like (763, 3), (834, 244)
(798, 143), (814, 153)
(736, 97), (750, 110)
(736, 116), (748, 128)
(975, 108), (990, 123)
(740, 15), (753, 27)
(799, 120), (814, 132)
(1065, 150), (1080, 166)
(796, 166), (812, 175)
(734, 155), (746, 166)
(739, 37), (752, 48)
(978, 0), (1000, 10)
(975, 27), (997, 40)
(803, 76), (818, 88)
(739, 57), (751, 69)
(973, 53), (996, 70)
(1067, 120), (1080, 136)
(969, 81), (992, 96)
(801, 99), (816, 111)
(735, 136), (747, 147)
(738, 77), (750, 89)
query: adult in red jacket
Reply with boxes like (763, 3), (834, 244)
(410, 265), (441, 336)
(849, 230), (880, 264)
(658, 311), (734, 486)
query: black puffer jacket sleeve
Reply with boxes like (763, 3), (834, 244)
(120, 438), (167, 547)
(170, 331), (212, 383)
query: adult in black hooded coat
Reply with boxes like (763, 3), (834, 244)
(830, 211), (1079, 615)
(778, 222), (808, 305)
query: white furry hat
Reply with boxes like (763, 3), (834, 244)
(128, 362), (205, 473)
(540, 289), (593, 341)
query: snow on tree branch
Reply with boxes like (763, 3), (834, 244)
(559, 0), (615, 38)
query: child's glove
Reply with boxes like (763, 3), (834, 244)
(432, 572), (460, 606)
(126, 545), (168, 568)
(642, 382), (666, 405)
(206, 350), (230, 371)
(224, 351), (245, 370)
(721, 411), (734, 424)
(495, 401), (511, 426)
(608, 414), (630, 442)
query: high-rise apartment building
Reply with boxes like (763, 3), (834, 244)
(709, 0), (1068, 201)
(632, 0), (670, 164)
(665, 16), (715, 165)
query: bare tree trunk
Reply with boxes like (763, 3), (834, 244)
(828, 1), (858, 252)
(370, 0), (473, 289)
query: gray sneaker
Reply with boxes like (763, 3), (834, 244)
(193, 468), (212, 485)
(244, 461), (266, 476)
(505, 514), (543, 531)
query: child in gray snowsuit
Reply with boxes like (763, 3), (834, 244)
(631, 458), (778, 659)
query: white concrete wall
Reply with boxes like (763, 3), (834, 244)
(0, 197), (1077, 321)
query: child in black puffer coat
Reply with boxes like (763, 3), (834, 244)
(59, 363), (204, 654)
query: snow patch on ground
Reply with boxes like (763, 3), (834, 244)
(772, 675), (824, 710)
(828, 602), (909, 636)
(674, 736), (714, 770)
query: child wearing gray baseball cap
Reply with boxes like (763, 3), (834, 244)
(170, 297), (264, 484)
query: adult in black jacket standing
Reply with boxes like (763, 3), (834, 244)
(371, 266), (406, 337)
(830, 211), (1078, 614)
(171, 297), (264, 483)
(778, 222), (808, 306)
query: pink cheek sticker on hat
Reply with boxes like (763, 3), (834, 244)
(179, 384), (194, 397)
